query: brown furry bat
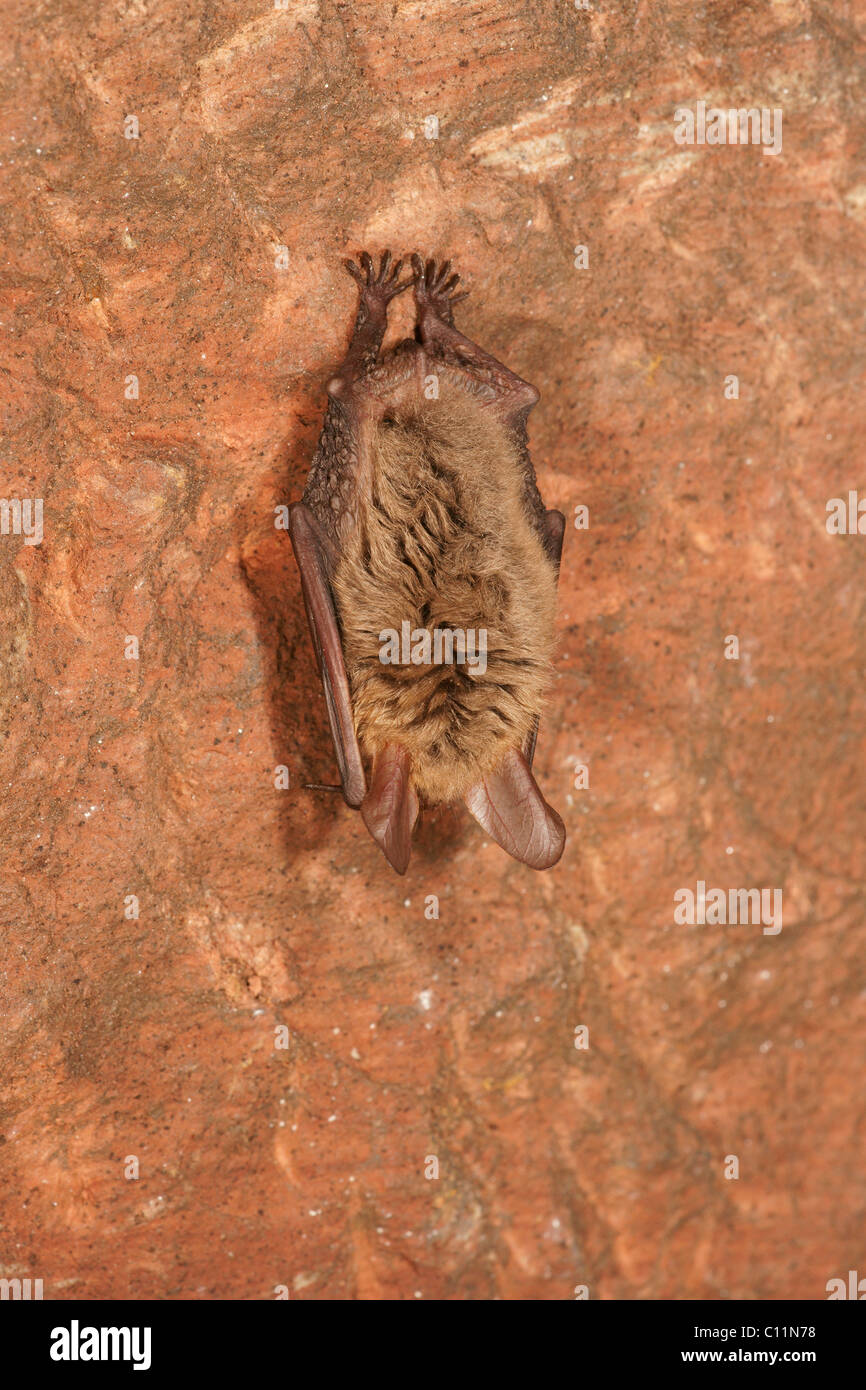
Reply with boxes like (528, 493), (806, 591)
(290, 251), (565, 874)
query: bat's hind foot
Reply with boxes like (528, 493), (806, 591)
(410, 253), (538, 417)
(344, 250), (413, 316)
(339, 250), (413, 377)
(411, 253), (469, 330)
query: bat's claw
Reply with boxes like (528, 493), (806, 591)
(344, 249), (413, 306)
(411, 253), (469, 326)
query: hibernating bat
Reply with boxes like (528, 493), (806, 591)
(290, 250), (566, 874)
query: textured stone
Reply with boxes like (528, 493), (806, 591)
(1, 0), (865, 1300)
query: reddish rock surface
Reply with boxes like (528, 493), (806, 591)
(2, 0), (865, 1299)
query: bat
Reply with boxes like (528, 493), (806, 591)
(290, 250), (566, 874)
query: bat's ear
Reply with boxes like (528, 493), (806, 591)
(464, 747), (565, 870)
(360, 744), (419, 875)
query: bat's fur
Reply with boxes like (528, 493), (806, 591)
(331, 384), (558, 804)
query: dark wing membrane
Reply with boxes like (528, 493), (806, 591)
(289, 503), (366, 808)
(542, 507), (566, 569)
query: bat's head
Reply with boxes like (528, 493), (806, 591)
(360, 742), (564, 874)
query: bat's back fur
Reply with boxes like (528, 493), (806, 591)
(332, 385), (558, 803)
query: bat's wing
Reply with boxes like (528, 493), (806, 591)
(464, 746), (565, 870)
(524, 507), (566, 767)
(542, 507), (566, 570)
(289, 502), (366, 808)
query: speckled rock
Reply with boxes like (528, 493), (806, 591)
(1, 0), (865, 1299)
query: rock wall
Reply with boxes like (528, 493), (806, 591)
(2, 0), (865, 1298)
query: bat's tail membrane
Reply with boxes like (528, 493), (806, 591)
(360, 743), (420, 875)
(464, 747), (565, 871)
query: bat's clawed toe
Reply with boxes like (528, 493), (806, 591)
(343, 257), (366, 286)
(411, 251), (469, 327)
(345, 248), (415, 305)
